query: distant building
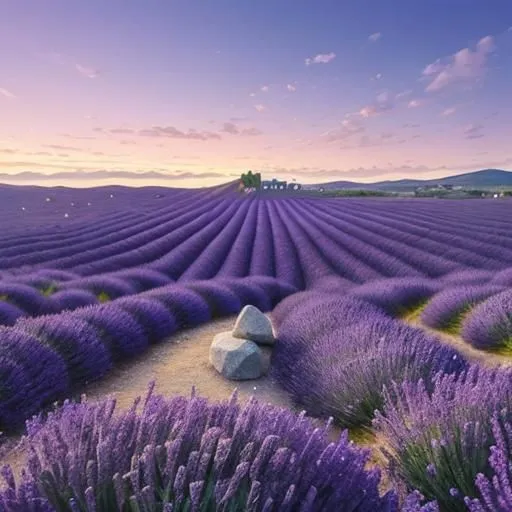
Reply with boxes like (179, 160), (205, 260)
(262, 178), (287, 191)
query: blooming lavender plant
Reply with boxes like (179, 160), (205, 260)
(0, 300), (25, 326)
(0, 327), (68, 428)
(0, 386), (398, 511)
(273, 309), (466, 428)
(464, 413), (512, 511)
(16, 314), (112, 385)
(374, 365), (512, 511)
(421, 285), (505, 333)
(76, 304), (150, 360)
(460, 289), (512, 350)
(0, 283), (53, 316)
(50, 289), (100, 311)
(349, 278), (442, 317)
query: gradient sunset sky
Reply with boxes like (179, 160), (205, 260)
(1, 0), (512, 187)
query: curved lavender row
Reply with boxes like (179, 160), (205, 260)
(328, 198), (512, 249)
(179, 199), (253, 280)
(0, 195), (230, 273)
(0, 187), (204, 258)
(440, 269), (495, 287)
(279, 200), (382, 284)
(58, 198), (236, 275)
(421, 284), (506, 332)
(460, 289), (512, 350)
(272, 292), (466, 428)
(0, 282), (57, 316)
(0, 269), (172, 326)
(322, 199), (512, 266)
(265, 200), (305, 290)
(308, 200), (476, 276)
(273, 200), (342, 287)
(0, 186), (222, 263)
(0, 277), (296, 429)
(348, 277), (442, 316)
(295, 200), (426, 280)
(491, 266), (512, 287)
(0, 388), (397, 511)
(215, 199), (259, 278)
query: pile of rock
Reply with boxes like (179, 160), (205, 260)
(209, 305), (275, 380)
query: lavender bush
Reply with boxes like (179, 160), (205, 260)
(374, 366), (512, 511)
(76, 304), (150, 360)
(0, 386), (398, 511)
(0, 301), (25, 326)
(421, 285), (505, 332)
(0, 283), (53, 316)
(465, 413), (512, 511)
(348, 278), (441, 317)
(460, 289), (512, 350)
(16, 314), (112, 386)
(0, 327), (68, 428)
(142, 285), (211, 329)
(49, 289), (99, 311)
(273, 310), (466, 428)
(115, 297), (178, 344)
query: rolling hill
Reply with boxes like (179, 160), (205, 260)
(312, 169), (512, 192)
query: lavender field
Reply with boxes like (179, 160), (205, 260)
(1, 184), (512, 511)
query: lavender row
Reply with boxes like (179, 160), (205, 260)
(270, 288), (467, 428)
(0, 276), (296, 429)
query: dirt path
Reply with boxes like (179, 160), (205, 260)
(1, 317), (299, 476)
(408, 317), (512, 367)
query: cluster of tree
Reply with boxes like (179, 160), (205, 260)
(240, 171), (261, 189)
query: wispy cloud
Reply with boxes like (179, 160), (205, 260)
(75, 63), (100, 79)
(408, 99), (422, 108)
(260, 85), (269, 92)
(287, 84), (297, 92)
(305, 52), (336, 66)
(240, 127), (263, 136)
(254, 104), (266, 112)
(138, 126), (221, 140)
(321, 118), (365, 142)
(220, 122), (263, 136)
(95, 127), (135, 135)
(441, 107), (456, 116)
(368, 32), (382, 43)
(464, 123), (485, 139)
(44, 144), (84, 152)
(0, 87), (16, 99)
(359, 91), (394, 117)
(423, 35), (495, 92)
(395, 89), (412, 100)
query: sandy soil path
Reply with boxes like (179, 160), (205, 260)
(1, 316), (298, 476)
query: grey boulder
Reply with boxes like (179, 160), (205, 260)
(210, 332), (263, 380)
(233, 305), (275, 345)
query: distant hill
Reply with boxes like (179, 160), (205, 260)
(313, 169), (512, 192)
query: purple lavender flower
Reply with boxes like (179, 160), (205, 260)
(0, 386), (396, 511)
(460, 289), (512, 350)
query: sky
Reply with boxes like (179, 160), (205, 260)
(1, 0), (512, 188)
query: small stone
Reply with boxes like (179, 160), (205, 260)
(210, 331), (263, 380)
(233, 305), (275, 345)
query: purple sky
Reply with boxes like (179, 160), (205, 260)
(1, 0), (511, 187)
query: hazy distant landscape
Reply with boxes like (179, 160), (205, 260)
(1, 2), (512, 511)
